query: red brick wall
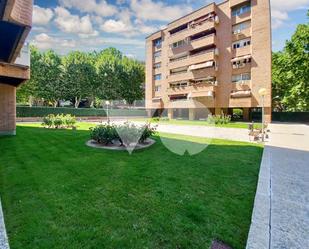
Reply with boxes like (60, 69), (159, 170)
(0, 83), (16, 135)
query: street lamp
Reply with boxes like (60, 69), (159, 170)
(105, 100), (110, 124)
(258, 88), (267, 142)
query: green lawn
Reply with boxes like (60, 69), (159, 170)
(131, 118), (262, 129)
(0, 123), (263, 249)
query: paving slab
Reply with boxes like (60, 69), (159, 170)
(246, 123), (309, 249)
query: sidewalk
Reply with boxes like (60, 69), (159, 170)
(246, 123), (309, 249)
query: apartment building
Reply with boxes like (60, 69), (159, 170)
(0, 0), (32, 135)
(145, 0), (271, 122)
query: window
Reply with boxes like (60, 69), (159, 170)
(232, 58), (251, 68)
(154, 74), (162, 81)
(153, 38), (162, 48)
(232, 3), (251, 17)
(233, 39), (251, 49)
(154, 51), (161, 58)
(154, 62), (161, 69)
(171, 39), (188, 49)
(232, 21), (251, 34)
(155, 85), (161, 92)
(169, 23), (188, 35)
(232, 73), (251, 83)
(170, 81), (188, 88)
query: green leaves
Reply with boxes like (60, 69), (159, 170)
(272, 15), (309, 111)
(17, 47), (145, 107)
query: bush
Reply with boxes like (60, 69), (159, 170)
(90, 124), (118, 145)
(89, 122), (156, 146)
(42, 114), (76, 129)
(16, 106), (147, 118)
(207, 114), (231, 125)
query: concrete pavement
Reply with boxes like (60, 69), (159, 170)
(247, 123), (309, 249)
(0, 199), (9, 249)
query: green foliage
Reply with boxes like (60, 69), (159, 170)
(90, 124), (118, 145)
(16, 106), (146, 117)
(90, 122), (156, 146)
(42, 114), (76, 129)
(17, 47), (145, 107)
(207, 114), (231, 125)
(272, 13), (309, 111)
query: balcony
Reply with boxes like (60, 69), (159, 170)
(190, 34), (216, 50)
(229, 90), (252, 107)
(168, 19), (216, 44)
(168, 67), (216, 82)
(14, 43), (30, 67)
(169, 50), (215, 69)
(232, 45), (251, 58)
(232, 11), (251, 25)
(232, 27), (251, 42)
(167, 83), (215, 96)
(230, 0), (251, 8)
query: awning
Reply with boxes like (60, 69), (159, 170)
(191, 91), (214, 98)
(231, 55), (251, 62)
(191, 76), (215, 82)
(230, 90), (251, 98)
(152, 97), (162, 101)
(189, 61), (214, 71)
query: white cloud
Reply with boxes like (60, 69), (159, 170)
(32, 33), (76, 50)
(54, 7), (98, 37)
(33, 5), (53, 25)
(100, 9), (157, 37)
(130, 0), (193, 22)
(101, 19), (127, 33)
(59, 0), (117, 17)
(270, 0), (309, 29)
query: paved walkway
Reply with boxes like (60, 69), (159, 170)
(0, 199), (9, 249)
(247, 123), (309, 249)
(110, 121), (251, 143)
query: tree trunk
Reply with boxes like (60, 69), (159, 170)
(75, 97), (80, 108)
(28, 96), (33, 107)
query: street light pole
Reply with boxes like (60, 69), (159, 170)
(105, 100), (110, 124)
(258, 88), (267, 142)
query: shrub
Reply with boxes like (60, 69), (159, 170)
(89, 122), (157, 146)
(139, 123), (157, 143)
(42, 114), (76, 129)
(90, 124), (118, 145)
(207, 114), (231, 125)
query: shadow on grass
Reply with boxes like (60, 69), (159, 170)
(0, 125), (263, 249)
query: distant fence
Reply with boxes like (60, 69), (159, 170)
(16, 106), (147, 118)
(252, 112), (309, 123)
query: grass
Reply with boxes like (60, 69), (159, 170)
(131, 118), (262, 129)
(0, 123), (263, 249)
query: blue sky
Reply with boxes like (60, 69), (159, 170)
(30, 0), (309, 60)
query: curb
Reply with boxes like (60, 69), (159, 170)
(0, 198), (9, 249)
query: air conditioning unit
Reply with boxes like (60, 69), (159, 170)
(215, 16), (220, 24)
(214, 48), (219, 56)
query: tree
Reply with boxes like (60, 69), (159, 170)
(62, 51), (97, 108)
(272, 10), (309, 111)
(119, 57), (145, 105)
(16, 46), (42, 106)
(35, 50), (65, 107)
(95, 48), (123, 101)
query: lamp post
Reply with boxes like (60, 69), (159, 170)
(105, 100), (110, 124)
(258, 88), (267, 142)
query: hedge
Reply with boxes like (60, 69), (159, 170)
(252, 111), (309, 123)
(16, 106), (147, 118)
